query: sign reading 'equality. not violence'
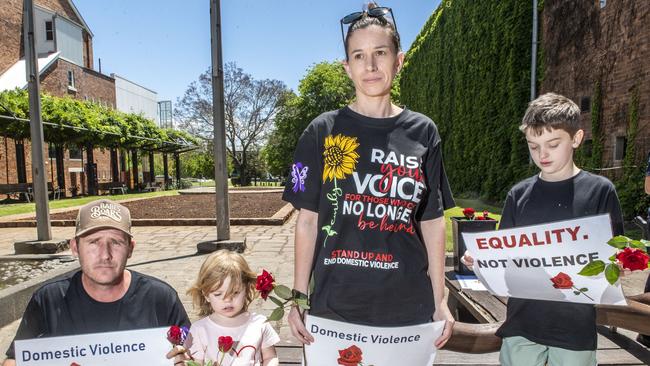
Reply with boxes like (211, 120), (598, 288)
(305, 315), (444, 366)
(462, 214), (626, 305)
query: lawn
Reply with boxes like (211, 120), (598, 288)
(443, 198), (503, 251)
(0, 190), (180, 217)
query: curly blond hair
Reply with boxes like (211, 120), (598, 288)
(187, 250), (257, 317)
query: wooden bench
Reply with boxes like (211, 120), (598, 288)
(1, 182), (62, 201)
(98, 182), (127, 195)
(444, 268), (650, 363)
(143, 182), (162, 192)
(0, 183), (32, 201)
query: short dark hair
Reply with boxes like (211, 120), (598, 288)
(344, 2), (401, 60)
(520, 93), (581, 136)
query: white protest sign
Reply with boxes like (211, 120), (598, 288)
(304, 315), (443, 366)
(15, 327), (171, 365)
(462, 214), (625, 305)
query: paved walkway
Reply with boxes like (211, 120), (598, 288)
(0, 214), (648, 364)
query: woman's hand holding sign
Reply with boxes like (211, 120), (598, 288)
(288, 304), (314, 345)
(433, 303), (455, 349)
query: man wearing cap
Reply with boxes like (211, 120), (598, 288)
(2, 199), (190, 365)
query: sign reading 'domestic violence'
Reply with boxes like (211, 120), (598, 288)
(304, 315), (444, 366)
(463, 214), (626, 305)
(15, 327), (170, 365)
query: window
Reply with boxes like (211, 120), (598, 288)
(582, 139), (593, 158)
(67, 70), (75, 88)
(45, 20), (53, 41)
(580, 96), (591, 112)
(614, 136), (626, 161)
(69, 145), (82, 160)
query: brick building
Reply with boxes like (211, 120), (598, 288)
(0, 0), (157, 197)
(541, 0), (650, 174)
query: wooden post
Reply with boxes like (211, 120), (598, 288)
(85, 143), (97, 195)
(131, 150), (138, 190)
(174, 152), (181, 189)
(149, 151), (155, 184)
(110, 148), (119, 182)
(23, 0), (51, 239)
(210, 0), (231, 240)
(163, 153), (169, 189)
(55, 145), (65, 197)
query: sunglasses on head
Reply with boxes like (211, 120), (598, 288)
(339, 6), (398, 45)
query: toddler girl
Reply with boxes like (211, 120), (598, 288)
(185, 250), (279, 366)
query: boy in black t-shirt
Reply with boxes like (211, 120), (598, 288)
(464, 93), (624, 366)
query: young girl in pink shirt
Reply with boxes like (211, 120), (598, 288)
(184, 250), (280, 366)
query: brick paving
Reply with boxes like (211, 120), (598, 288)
(0, 213), (647, 364)
(0, 217), (303, 362)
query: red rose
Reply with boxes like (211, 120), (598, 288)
(616, 247), (650, 271)
(70, 363), (81, 366)
(462, 207), (475, 219)
(167, 325), (182, 345)
(550, 272), (574, 289)
(483, 210), (490, 219)
(337, 345), (363, 366)
(218, 335), (234, 353)
(256, 270), (275, 300)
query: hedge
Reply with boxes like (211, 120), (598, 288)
(400, 0), (541, 200)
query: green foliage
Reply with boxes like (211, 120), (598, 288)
(180, 143), (215, 179)
(0, 89), (198, 149)
(265, 62), (354, 176)
(590, 81), (603, 169)
(399, 0), (538, 200)
(178, 178), (193, 189)
(615, 86), (649, 219)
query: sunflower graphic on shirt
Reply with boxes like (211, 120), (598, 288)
(321, 134), (359, 246)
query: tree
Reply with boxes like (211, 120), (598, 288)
(175, 62), (287, 185)
(180, 142), (215, 179)
(264, 61), (355, 176)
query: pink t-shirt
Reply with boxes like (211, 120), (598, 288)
(186, 312), (280, 365)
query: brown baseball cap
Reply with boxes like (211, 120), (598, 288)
(75, 199), (132, 237)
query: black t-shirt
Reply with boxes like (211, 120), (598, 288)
(6, 270), (190, 359)
(282, 107), (454, 326)
(495, 170), (624, 351)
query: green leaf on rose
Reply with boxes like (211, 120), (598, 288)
(580, 288), (588, 292)
(578, 260), (606, 276)
(607, 236), (630, 249)
(268, 306), (285, 321)
(573, 291), (581, 295)
(629, 240), (647, 251)
(274, 285), (293, 300)
(269, 296), (284, 307)
(186, 361), (202, 366)
(609, 254), (616, 262)
(295, 297), (310, 309)
(605, 263), (620, 285)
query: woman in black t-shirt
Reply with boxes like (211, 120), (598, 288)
(282, 3), (455, 349)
